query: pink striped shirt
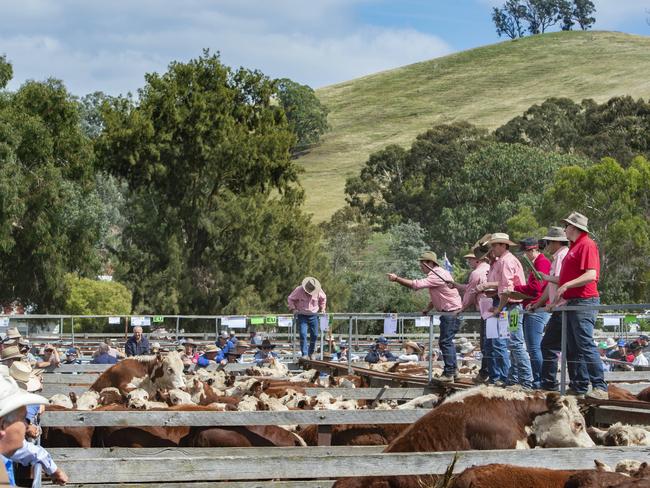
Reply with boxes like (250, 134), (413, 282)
(411, 267), (462, 312)
(461, 261), (490, 310)
(492, 251), (526, 302)
(287, 286), (327, 315)
(548, 246), (569, 304)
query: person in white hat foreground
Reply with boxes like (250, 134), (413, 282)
(287, 277), (327, 359)
(0, 375), (68, 485)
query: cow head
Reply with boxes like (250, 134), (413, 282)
(99, 387), (125, 406)
(169, 389), (193, 406)
(127, 388), (150, 409)
(601, 422), (650, 446)
(150, 351), (185, 391)
(49, 394), (74, 409)
(76, 391), (100, 410)
(528, 393), (594, 448)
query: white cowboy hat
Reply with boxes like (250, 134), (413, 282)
(562, 211), (590, 233)
(301, 276), (322, 296)
(0, 375), (47, 418)
(9, 361), (42, 392)
(460, 342), (475, 354)
(488, 233), (517, 247)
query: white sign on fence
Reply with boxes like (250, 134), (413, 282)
(223, 316), (247, 329)
(319, 315), (329, 332)
(277, 316), (292, 328)
(383, 314), (398, 335)
(414, 317), (429, 328)
(108, 317), (121, 325)
(131, 316), (151, 327)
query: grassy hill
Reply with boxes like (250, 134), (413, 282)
(298, 31), (650, 222)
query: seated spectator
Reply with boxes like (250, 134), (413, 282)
(629, 341), (649, 368)
(638, 334), (649, 352)
(254, 339), (278, 366)
(35, 345), (60, 369)
(125, 327), (150, 357)
(336, 341), (360, 362)
(216, 332), (233, 355)
(91, 344), (118, 365)
(226, 342), (249, 363)
(229, 331), (238, 345)
(180, 339), (199, 370)
(196, 344), (225, 368)
(62, 348), (81, 365)
(249, 329), (263, 346)
(17, 340), (37, 364)
(364, 337), (397, 364)
(597, 342), (612, 372)
(1, 328), (22, 346)
(0, 345), (24, 369)
(397, 341), (422, 363)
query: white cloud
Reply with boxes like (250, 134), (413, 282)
(0, 0), (451, 95)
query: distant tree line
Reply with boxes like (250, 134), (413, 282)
(492, 0), (596, 39)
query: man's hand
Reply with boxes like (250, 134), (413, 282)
(556, 284), (568, 299)
(50, 468), (69, 485)
(378, 356), (387, 362)
(25, 424), (41, 438)
(526, 301), (539, 312)
(447, 281), (457, 289)
(387, 273), (398, 282)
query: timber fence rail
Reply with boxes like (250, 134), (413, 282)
(42, 446), (650, 485)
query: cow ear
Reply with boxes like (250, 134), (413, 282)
(545, 392), (563, 412)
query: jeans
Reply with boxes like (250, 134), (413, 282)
(297, 314), (319, 357)
(485, 298), (510, 383)
(540, 311), (588, 392)
(523, 310), (551, 389)
(439, 315), (461, 376)
(505, 304), (534, 389)
(478, 319), (488, 378)
(566, 297), (608, 391)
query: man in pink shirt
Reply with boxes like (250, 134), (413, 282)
(450, 251), (490, 382)
(487, 233), (533, 390)
(287, 277), (327, 359)
(388, 251), (462, 381)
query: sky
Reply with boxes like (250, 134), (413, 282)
(1, 0), (649, 97)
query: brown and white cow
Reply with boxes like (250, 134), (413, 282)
(588, 422), (650, 446)
(90, 351), (185, 396)
(450, 464), (580, 488)
(334, 386), (594, 488)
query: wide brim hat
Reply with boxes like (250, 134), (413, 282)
(0, 376), (47, 417)
(1, 345), (23, 361)
(460, 342), (475, 354)
(257, 339), (276, 350)
(403, 341), (422, 354)
(5, 327), (21, 339)
(301, 276), (322, 296)
(542, 226), (569, 242)
(418, 251), (440, 266)
(181, 338), (196, 346)
(605, 337), (616, 348)
(462, 252), (477, 259)
(562, 211), (590, 233)
(488, 233), (517, 247)
(204, 344), (221, 353)
(9, 362), (41, 392)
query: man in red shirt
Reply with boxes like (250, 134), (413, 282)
(513, 237), (551, 389)
(551, 212), (607, 399)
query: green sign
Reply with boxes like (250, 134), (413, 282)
(153, 316), (164, 323)
(624, 315), (638, 324)
(250, 316), (264, 325)
(508, 309), (519, 333)
(265, 315), (277, 324)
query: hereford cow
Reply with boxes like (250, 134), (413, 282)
(608, 384), (640, 401)
(588, 422), (650, 446)
(637, 386), (650, 403)
(334, 386), (594, 488)
(90, 351), (185, 395)
(450, 464), (580, 488)
(180, 425), (306, 448)
(298, 423), (409, 446)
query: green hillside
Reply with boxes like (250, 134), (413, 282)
(298, 31), (650, 222)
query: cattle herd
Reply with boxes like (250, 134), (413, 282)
(40, 351), (650, 487)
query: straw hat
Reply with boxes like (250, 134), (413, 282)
(301, 276), (322, 296)
(418, 251), (440, 266)
(0, 345), (23, 362)
(0, 375), (47, 418)
(204, 344), (221, 354)
(462, 252), (477, 259)
(605, 337), (616, 349)
(5, 327), (21, 340)
(562, 211), (590, 233)
(542, 226), (568, 242)
(403, 341), (422, 354)
(9, 362), (41, 392)
(488, 233), (517, 247)
(459, 342), (475, 354)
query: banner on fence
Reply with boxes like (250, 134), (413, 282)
(265, 316), (277, 325)
(223, 316), (247, 329)
(131, 316), (151, 327)
(383, 314), (398, 335)
(414, 316), (440, 327)
(108, 317), (121, 325)
(277, 316), (292, 328)
(319, 315), (329, 332)
(249, 316), (264, 326)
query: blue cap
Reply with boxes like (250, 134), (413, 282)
(66, 348), (78, 355)
(617, 339), (626, 347)
(376, 337), (388, 345)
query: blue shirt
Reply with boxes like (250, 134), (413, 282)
(254, 350), (278, 366)
(215, 340), (234, 355)
(2, 454), (14, 486)
(92, 353), (118, 364)
(25, 405), (41, 424)
(196, 351), (225, 367)
(125, 336), (150, 357)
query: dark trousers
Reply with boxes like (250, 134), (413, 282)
(297, 314), (319, 357)
(439, 315), (461, 376)
(478, 319), (488, 378)
(540, 311), (588, 392)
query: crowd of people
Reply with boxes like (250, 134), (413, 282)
(385, 211), (649, 398)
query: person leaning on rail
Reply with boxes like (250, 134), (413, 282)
(387, 251), (462, 382)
